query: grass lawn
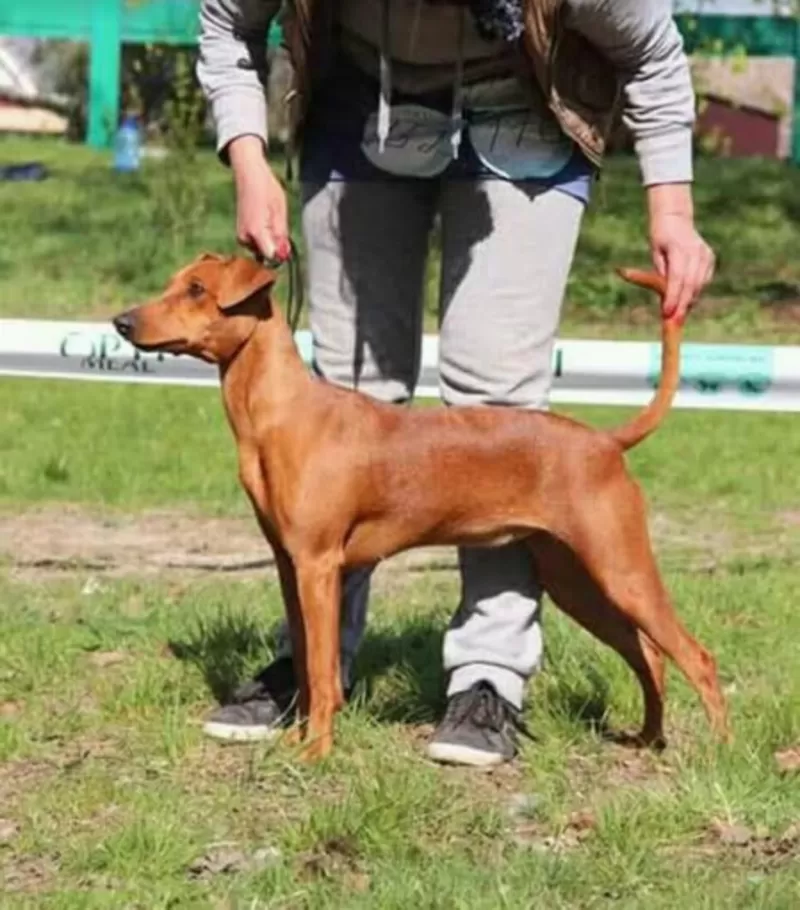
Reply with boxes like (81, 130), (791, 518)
(1, 135), (799, 341)
(0, 137), (799, 906)
(1, 384), (799, 907)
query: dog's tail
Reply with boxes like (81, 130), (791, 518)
(609, 267), (682, 452)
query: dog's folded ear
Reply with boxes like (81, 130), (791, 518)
(217, 257), (278, 311)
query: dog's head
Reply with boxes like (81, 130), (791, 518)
(113, 253), (278, 364)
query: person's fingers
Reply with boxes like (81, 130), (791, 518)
(652, 247), (667, 277)
(675, 250), (704, 323)
(264, 180), (289, 242)
(274, 203), (290, 243)
(266, 199), (290, 262)
(689, 252), (710, 307)
(675, 244), (714, 322)
(703, 255), (716, 288)
(274, 237), (291, 261)
(662, 248), (688, 320)
(702, 245), (716, 288)
(249, 226), (276, 261)
(652, 247), (676, 318)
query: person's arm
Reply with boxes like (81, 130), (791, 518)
(567, 0), (715, 321)
(197, 0), (288, 259)
(197, 0), (280, 159)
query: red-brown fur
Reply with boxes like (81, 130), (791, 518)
(114, 255), (729, 761)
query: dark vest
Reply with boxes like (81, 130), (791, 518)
(280, 0), (622, 167)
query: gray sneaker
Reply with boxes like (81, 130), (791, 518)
(427, 682), (522, 768)
(202, 656), (355, 743)
(202, 656), (297, 743)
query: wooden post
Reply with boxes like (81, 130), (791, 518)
(87, 0), (122, 148)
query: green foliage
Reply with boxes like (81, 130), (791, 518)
(29, 39), (209, 142)
(141, 49), (211, 256)
(1, 137), (798, 335)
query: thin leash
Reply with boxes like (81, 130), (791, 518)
(257, 237), (305, 335)
(285, 237), (305, 335)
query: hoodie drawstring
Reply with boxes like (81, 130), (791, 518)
(377, 0), (393, 153)
(450, 7), (465, 159)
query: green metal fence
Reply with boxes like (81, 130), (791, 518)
(1, 0), (798, 163)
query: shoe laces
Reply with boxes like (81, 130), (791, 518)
(449, 683), (511, 733)
(448, 683), (534, 741)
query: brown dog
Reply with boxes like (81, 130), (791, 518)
(114, 254), (729, 761)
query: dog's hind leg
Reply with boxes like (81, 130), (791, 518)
(555, 478), (729, 742)
(530, 532), (666, 747)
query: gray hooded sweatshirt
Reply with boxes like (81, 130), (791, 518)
(197, 0), (696, 186)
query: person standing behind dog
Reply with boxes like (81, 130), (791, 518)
(196, 0), (715, 766)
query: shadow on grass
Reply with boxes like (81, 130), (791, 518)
(166, 608), (274, 703)
(165, 599), (636, 744)
(166, 607), (448, 721)
(539, 663), (638, 746)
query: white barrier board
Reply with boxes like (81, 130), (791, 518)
(1, 319), (799, 413)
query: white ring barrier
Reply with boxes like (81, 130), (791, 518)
(1, 319), (799, 413)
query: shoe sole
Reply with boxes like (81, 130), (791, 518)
(202, 720), (283, 743)
(426, 741), (509, 768)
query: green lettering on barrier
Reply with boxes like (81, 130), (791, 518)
(647, 344), (775, 396)
(553, 347), (564, 380)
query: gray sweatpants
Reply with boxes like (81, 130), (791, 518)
(276, 176), (583, 710)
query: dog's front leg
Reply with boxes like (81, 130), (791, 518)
(293, 555), (344, 762)
(272, 548), (309, 746)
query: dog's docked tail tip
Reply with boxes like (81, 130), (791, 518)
(610, 267), (682, 452)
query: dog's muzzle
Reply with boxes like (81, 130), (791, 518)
(113, 311), (136, 340)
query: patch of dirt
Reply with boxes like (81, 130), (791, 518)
(650, 510), (798, 574)
(187, 842), (281, 881)
(0, 741), (121, 815)
(768, 302), (800, 325)
(777, 511), (800, 528)
(86, 650), (128, 669)
(774, 744), (800, 775)
(659, 821), (800, 871)
(297, 835), (370, 892)
(703, 820), (800, 869)
(0, 506), (456, 583)
(604, 747), (676, 791)
(0, 505), (793, 585)
(1, 853), (60, 893)
(443, 750), (524, 796)
(0, 760), (56, 808)
(0, 818), (19, 844)
(511, 807), (598, 855)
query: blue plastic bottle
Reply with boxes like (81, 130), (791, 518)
(113, 114), (141, 173)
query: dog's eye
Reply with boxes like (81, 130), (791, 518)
(187, 280), (205, 300)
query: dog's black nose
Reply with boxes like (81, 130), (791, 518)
(113, 311), (135, 339)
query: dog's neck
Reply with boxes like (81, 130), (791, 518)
(219, 304), (312, 439)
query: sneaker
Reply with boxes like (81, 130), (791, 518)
(427, 681), (522, 768)
(202, 656), (355, 743)
(202, 656), (298, 743)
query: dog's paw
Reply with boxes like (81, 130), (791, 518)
(282, 725), (306, 748)
(298, 737), (333, 763)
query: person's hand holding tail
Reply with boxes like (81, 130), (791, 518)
(647, 183), (715, 323)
